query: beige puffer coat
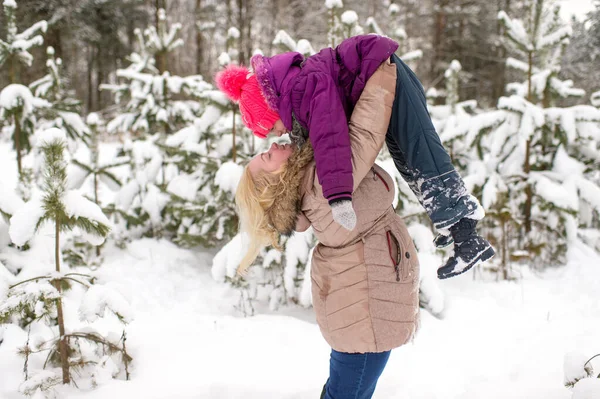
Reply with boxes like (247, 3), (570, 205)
(296, 58), (420, 353)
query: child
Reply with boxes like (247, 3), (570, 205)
(215, 34), (494, 279)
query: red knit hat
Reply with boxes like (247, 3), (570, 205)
(215, 65), (280, 138)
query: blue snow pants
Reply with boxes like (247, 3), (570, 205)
(385, 54), (477, 229)
(320, 349), (391, 399)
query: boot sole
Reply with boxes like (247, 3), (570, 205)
(438, 246), (496, 280)
(434, 239), (454, 249)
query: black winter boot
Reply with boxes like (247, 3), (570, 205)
(437, 218), (495, 279)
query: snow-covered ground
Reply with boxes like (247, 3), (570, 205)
(2, 236), (598, 399)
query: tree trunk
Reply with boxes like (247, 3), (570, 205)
(245, 0), (253, 63)
(196, 0), (204, 75)
(237, 0), (246, 65)
(232, 106), (237, 162)
(87, 47), (95, 113)
(13, 113), (22, 178)
(494, 0), (511, 100)
(156, 51), (168, 74)
(524, 50), (533, 234)
(54, 219), (70, 384)
(431, 0), (448, 80)
(8, 55), (17, 84)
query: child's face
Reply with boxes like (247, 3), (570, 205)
(248, 142), (294, 176)
(270, 119), (287, 137)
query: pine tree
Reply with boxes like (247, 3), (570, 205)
(161, 89), (246, 248)
(272, 30), (316, 56)
(65, 113), (127, 265)
(30, 47), (91, 145)
(101, 8), (208, 137)
(325, 0), (344, 47)
(458, 0), (600, 273)
(0, 0), (47, 84)
(0, 84), (50, 185)
(0, 128), (131, 393)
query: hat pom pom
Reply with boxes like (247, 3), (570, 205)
(215, 65), (250, 102)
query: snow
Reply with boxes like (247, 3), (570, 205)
(538, 26), (572, 49)
(211, 233), (246, 280)
(506, 57), (532, 72)
(0, 84), (34, 114)
(8, 197), (45, 246)
(591, 91), (600, 107)
(341, 10), (359, 25)
(0, 183), (25, 216)
(38, 127), (67, 146)
(296, 39), (316, 56)
(58, 111), (91, 136)
(388, 3), (400, 14)
(572, 378), (600, 399)
(3, 0), (16, 8)
(400, 49), (423, 62)
(273, 30), (296, 50)
(218, 52), (231, 66)
(141, 184), (169, 225)
(564, 351), (594, 387)
(63, 191), (111, 236)
(227, 27), (240, 39)
(214, 161), (244, 195)
(87, 112), (101, 126)
(79, 285), (134, 324)
(166, 173), (202, 201)
(325, 0), (343, 9)
(498, 11), (530, 49)
(2, 237), (597, 399)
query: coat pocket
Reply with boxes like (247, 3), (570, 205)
(385, 229), (407, 282)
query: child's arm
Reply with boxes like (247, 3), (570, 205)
(298, 72), (356, 230)
(300, 72), (354, 206)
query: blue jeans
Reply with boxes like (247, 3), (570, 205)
(321, 349), (391, 399)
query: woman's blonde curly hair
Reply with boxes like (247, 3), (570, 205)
(235, 165), (287, 275)
(235, 143), (313, 275)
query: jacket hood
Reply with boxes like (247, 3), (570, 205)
(251, 52), (304, 111)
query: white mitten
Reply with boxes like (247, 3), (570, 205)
(331, 200), (357, 231)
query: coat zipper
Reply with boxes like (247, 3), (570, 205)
(373, 169), (390, 192)
(386, 231), (401, 282)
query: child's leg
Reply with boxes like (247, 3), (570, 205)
(386, 54), (479, 230)
(386, 54), (494, 278)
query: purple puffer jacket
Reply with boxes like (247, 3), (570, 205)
(251, 35), (399, 203)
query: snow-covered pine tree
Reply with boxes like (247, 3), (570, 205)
(458, 0), (600, 273)
(592, 91), (600, 108)
(325, 0), (344, 47)
(0, 0), (47, 84)
(366, 3), (423, 64)
(564, 352), (600, 398)
(101, 8), (208, 137)
(0, 128), (131, 393)
(99, 8), (212, 243)
(340, 10), (364, 38)
(272, 30), (316, 57)
(0, 84), (50, 190)
(107, 134), (167, 243)
(161, 89), (245, 248)
(65, 113), (128, 266)
(29, 47), (91, 145)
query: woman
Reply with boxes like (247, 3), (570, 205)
(236, 59), (419, 399)
(219, 34), (494, 280)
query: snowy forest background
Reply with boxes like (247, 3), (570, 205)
(0, 0), (600, 398)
